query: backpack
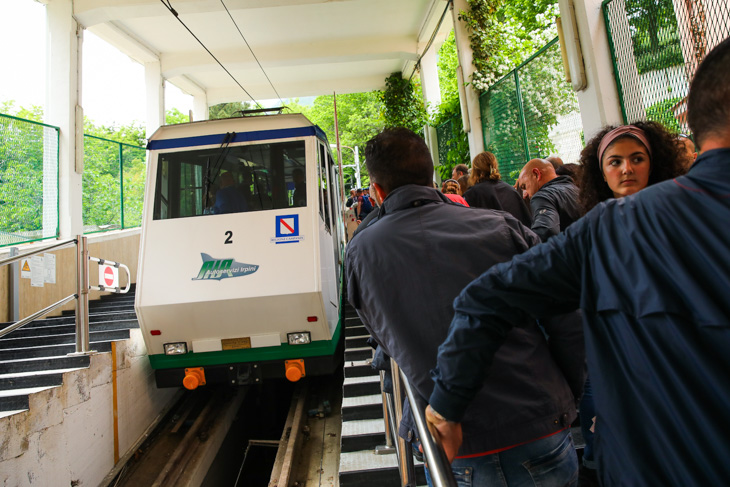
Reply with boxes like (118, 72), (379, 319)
(360, 195), (373, 212)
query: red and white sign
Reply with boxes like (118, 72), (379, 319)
(99, 264), (119, 288)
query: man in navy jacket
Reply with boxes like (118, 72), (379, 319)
(347, 128), (584, 486)
(428, 37), (730, 486)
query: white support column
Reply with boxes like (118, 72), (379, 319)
(145, 61), (164, 139)
(192, 92), (209, 122)
(419, 45), (442, 115)
(569, 0), (625, 140)
(451, 0), (484, 159)
(46, 0), (83, 239)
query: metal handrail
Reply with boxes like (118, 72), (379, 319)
(0, 235), (130, 353)
(384, 359), (457, 487)
(0, 239), (77, 267)
(0, 294), (77, 340)
(399, 370), (457, 487)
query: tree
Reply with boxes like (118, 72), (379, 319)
(166, 107), (190, 125)
(285, 93), (384, 188)
(209, 101), (254, 119)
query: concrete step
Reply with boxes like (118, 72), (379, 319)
(345, 325), (367, 337)
(342, 394), (383, 422)
(0, 329), (131, 351)
(0, 370), (65, 391)
(0, 310), (138, 330)
(0, 340), (116, 362)
(339, 451), (426, 487)
(345, 347), (373, 362)
(1, 319), (139, 340)
(345, 335), (371, 349)
(0, 354), (91, 375)
(344, 374), (381, 397)
(344, 359), (377, 379)
(341, 418), (387, 453)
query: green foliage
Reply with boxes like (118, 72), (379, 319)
(81, 119), (146, 231)
(209, 101), (254, 119)
(166, 107), (190, 125)
(459, 0), (558, 91)
(380, 73), (427, 133)
(482, 41), (578, 184)
(437, 31), (460, 109)
(646, 96), (682, 133)
(0, 103), (53, 239)
(284, 93), (384, 188)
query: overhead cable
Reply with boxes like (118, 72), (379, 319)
(220, 0), (285, 107)
(409, 0), (453, 82)
(159, 0), (263, 108)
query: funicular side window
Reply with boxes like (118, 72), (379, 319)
(152, 140), (306, 220)
(318, 143), (332, 233)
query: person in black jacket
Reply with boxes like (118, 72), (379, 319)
(517, 159), (581, 242)
(463, 152), (531, 226)
(347, 128), (583, 487)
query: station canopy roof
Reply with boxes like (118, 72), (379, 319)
(75, 0), (453, 106)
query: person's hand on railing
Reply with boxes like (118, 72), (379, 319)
(425, 405), (463, 463)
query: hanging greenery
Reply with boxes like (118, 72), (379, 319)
(459, 0), (559, 91)
(380, 72), (427, 133)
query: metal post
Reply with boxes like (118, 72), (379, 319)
(391, 359), (416, 486)
(354, 146), (361, 189)
(375, 369), (396, 455)
(514, 69), (532, 161)
(75, 235), (90, 353)
(119, 142), (125, 229)
(9, 248), (19, 321)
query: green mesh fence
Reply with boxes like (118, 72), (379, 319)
(436, 117), (455, 166)
(480, 38), (583, 184)
(83, 135), (146, 233)
(603, 0), (730, 132)
(0, 114), (59, 247)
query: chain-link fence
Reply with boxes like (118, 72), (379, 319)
(0, 114), (59, 247)
(603, 0), (730, 133)
(83, 135), (146, 233)
(480, 37), (584, 184)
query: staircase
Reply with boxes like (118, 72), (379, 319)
(338, 302), (426, 487)
(0, 286), (138, 414)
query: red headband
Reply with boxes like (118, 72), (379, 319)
(597, 125), (652, 167)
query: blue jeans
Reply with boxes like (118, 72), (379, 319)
(426, 429), (578, 487)
(579, 376), (596, 468)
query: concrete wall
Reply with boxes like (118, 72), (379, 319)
(0, 329), (179, 486)
(0, 229), (141, 323)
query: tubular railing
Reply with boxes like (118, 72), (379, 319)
(380, 357), (457, 487)
(0, 235), (131, 353)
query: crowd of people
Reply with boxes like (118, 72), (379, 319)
(345, 38), (730, 487)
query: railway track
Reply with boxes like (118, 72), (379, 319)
(106, 372), (342, 487)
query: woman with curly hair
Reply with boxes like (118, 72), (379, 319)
(575, 120), (685, 485)
(463, 151), (531, 226)
(579, 121), (685, 213)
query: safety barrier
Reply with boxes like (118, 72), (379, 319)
(478, 37), (584, 184)
(83, 134), (146, 234)
(602, 0), (730, 132)
(0, 114), (60, 247)
(381, 358), (457, 487)
(0, 236), (130, 353)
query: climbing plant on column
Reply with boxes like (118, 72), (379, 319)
(380, 73), (427, 134)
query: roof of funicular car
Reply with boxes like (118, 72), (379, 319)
(146, 113), (328, 151)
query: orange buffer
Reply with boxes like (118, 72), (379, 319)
(285, 359), (306, 382)
(183, 367), (206, 390)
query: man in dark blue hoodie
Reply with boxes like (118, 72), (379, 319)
(428, 37), (730, 486)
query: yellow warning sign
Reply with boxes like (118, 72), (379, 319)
(21, 261), (30, 272)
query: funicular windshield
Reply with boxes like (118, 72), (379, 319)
(152, 140), (307, 220)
